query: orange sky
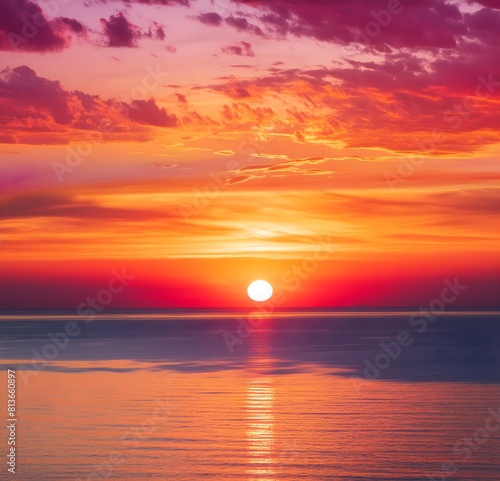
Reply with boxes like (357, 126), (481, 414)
(0, 0), (499, 308)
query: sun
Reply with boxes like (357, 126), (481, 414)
(247, 280), (273, 302)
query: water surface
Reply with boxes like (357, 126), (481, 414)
(0, 310), (499, 480)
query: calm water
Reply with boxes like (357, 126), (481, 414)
(0, 310), (499, 480)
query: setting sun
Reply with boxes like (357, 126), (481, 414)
(247, 280), (273, 302)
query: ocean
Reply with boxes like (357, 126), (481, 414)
(0, 310), (499, 480)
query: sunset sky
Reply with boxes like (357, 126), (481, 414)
(1, 0), (499, 308)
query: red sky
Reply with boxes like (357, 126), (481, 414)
(0, 0), (499, 308)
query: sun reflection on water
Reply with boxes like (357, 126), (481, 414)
(246, 326), (277, 480)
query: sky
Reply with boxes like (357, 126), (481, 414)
(0, 0), (499, 309)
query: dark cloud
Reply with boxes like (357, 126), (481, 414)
(469, 0), (500, 8)
(0, 0), (169, 52)
(100, 12), (142, 47)
(114, 0), (190, 4)
(221, 41), (255, 57)
(129, 99), (178, 127)
(225, 15), (263, 36)
(0, 193), (138, 220)
(194, 11), (264, 35)
(0, 66), (179, 143)
(0, 0), (86, 52)
(0, 192), (186, 221)
(0, 66), (73, 124)
(100, 12), (166, 47)
(192, 0), (497, 53)
(465, 8), (500, 46)
(144, 22), (166, 41)
(222, 0), (475, 51)
(57, 17), (87, 35)
(196, 12), (223, 26)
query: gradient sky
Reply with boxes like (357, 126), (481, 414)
(0, 0), (499, 308)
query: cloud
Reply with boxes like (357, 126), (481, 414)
(221, 41), (255, 57)
(0, 0), (87, 52)
(194, 11), (263, 35)
(153, 163), (178, 169)
(0, 0), (173, 52)
(88, 0), (190, 5)
(112, 0), (190, 5)
(100, 12), (143, 47)
(469, 0), (500, 8)
(144, 22), (166, 41)
(220, 102), (274, 127)
(201, 41), (500, 153)
(225, 156), (332, 184)
(0, 66), (178, 143)
(0, 193), (147, 220)
(0, 66), (73, 124)
(175, 93), (187, 104)
(99, 12), (166, 48)
(227, 175), (252, 185)
(129, 99), (178, 127)
(225, 16), (263, 36)
(214, 150), (235, 156)
(196, 12), (223, 26)
(57, 17), (87, 36)
(465, 8), (500, 46)
(428, 189), (500, 214)
(293, 130), (305, 143)
(222, 0), (468, 51)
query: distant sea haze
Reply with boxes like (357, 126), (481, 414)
(0, 310), (499, 480)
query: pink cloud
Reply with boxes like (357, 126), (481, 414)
(196, 12), (224, 26)
(200, 41), (500, 153)
(221, 0), (472, 51)
(225, 16), (264, 36)
(144, 22), (166, 41)
(221, 41), (255, 57)
(109, 0), (190, 4)
(100, 12), (166, 48)
(0, 66), (179, 143)
(0, 0), (87, 52)
(100, 12), (142, 47)
(195, 11), (264, 36)
(0, 66), (73, 124)
(465, 8), (500, 46)
(469, 0), (500, 8)
(128, 99), (178, 127)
